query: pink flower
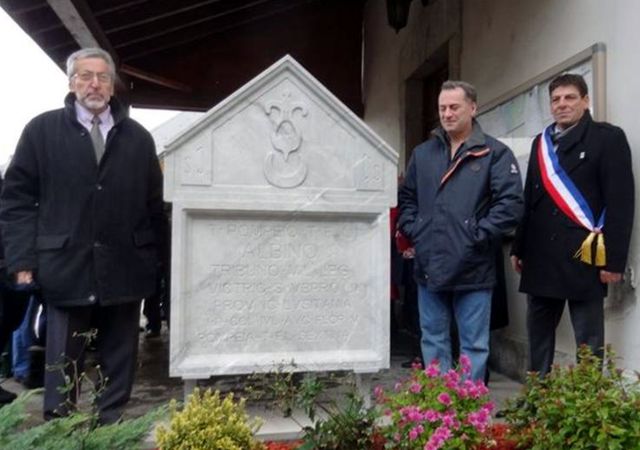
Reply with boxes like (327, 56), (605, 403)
(481, 401), (495, 414)
(466, 408), (491, 433)
(459, 354), (472, 375)
(455, 386), (468, 398)
(374, 385), (385, 402)
(424, 362), (440, 378)
(424, 425), (452, 450)
(409, 382), (422, 393)
(400, 405), (425, 422)
(475, 380), (489, 396)
(409, 424), (424, 440)
(437, 392), (452, 406)
(424, 409), (440, 422)
(441, 411), (459, 429)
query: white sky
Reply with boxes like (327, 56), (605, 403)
(0, 8), (179, 165)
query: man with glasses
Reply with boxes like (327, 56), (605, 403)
(0, 47), (166, 424)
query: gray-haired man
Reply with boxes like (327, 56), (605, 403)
(0, 47), (166, 423)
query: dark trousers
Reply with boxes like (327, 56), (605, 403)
(44, 301), (141, 424)
(0, 282), (31, 370)
(527, 295), (604, 377)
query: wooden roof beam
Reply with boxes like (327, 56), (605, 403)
(120, 64), (193, 93)
(104, 0), (227, 34)
(114, 0), (272, 51)
(46, 0), (118, 61)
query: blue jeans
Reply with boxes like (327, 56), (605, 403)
(417, 285), (492, 381)
(12, 295), (37, 379)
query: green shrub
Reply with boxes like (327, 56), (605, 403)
(156, 388), (264, 450)
(0, 389), (165, 450)
(504, 345), (640, 450)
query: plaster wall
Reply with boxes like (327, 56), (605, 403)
(363, 0), (640, 375)
(363, 0), (460, 169)
(462, 0), (640, 373)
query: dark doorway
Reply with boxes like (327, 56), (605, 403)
(403, 43), (450, 167)
(421, 64), (449, 140)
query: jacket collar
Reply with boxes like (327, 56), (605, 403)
(555, 110), (592, 153)
(435, 119), (487, 155)
(63, 93), (128, 125)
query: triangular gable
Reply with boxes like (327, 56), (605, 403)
(164, 55), (397, 210)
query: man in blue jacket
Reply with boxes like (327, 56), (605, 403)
(398, 81), (523, 380)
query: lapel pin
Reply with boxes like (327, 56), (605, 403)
(579, 152), (585, 159)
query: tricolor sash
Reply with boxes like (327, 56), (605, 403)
(537, 125), (606, 266)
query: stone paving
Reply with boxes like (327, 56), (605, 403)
(0, 324), (523, 446)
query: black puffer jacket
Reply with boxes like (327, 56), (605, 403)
(398, 122), (523, 291)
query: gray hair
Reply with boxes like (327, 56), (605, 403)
(441, 80), (477, 103)
(66, 47), (116, 80)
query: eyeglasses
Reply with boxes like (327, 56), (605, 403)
(73, 71), (113, 84)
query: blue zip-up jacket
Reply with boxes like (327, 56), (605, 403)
(398, 122), (523, 291)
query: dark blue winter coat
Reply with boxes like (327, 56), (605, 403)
(398, 122), (523, 291)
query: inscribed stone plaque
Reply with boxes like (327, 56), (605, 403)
(164, 55), (397, 378)
(175, 212), (384, 374)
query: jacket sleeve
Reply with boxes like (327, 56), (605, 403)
(476, 145), (524, 243)
(0, 120), (40, 274)
(510, 139), (537, 258)
(600, 127), (634, 273)
(397, 151), (419, 240)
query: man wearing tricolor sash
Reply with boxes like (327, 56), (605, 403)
(511, 74), (634, 377)
(399, 81), (523, 380)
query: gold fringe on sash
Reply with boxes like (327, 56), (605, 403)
(573, 231), (606, 267)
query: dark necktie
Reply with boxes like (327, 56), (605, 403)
(90, 116), (105, 163)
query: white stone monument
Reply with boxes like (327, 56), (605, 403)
(163, 55), (398, 384)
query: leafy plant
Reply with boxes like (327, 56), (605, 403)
(155, 388), (264, 450)
(503, 345), (640, 450)
(298, 392), (382, 450)
(47, 329), (106, 423)
(246, 361), (325, 419)
(377, 354), (494, 449)
(248, 365), (379, 449)
(0, 389), (165, 450)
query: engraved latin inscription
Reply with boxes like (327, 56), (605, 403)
(185, 217), (374, 354)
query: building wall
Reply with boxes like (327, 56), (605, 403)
(363, 0), (640, 376)
(462, 0), (640, 375)
(363, 0), (461, 169)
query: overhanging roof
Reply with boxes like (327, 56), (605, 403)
(0, 0), (365, 114)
